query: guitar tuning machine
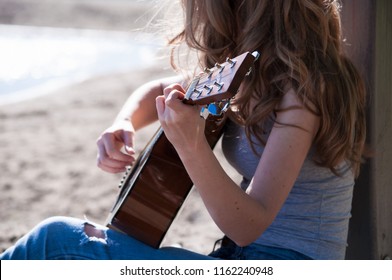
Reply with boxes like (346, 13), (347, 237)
(200, 100), (231, 119)
(245, 51), (260, 76)
(213, 81), (224, 91)
(226, 57), (237, 68)
(193, 88), (203, 97)
(203, 85), (213, 95)
(214, 62), (225, 73)
(204, 67), (213, 78)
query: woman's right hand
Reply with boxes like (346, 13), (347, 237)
(96, 119), (136, 173)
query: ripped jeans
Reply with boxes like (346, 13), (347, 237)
(1, 216), (313, 260)
(0, 216), (215, 260)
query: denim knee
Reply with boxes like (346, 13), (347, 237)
(0, 216), (83, 259)
(35, 216), (77, 234)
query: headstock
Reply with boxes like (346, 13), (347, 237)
(183, 51), (259, 117)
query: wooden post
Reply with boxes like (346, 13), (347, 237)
(341, 0), (392, 259)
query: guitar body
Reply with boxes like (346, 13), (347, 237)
(106, 51), (258, 248)
(106, 115), (226, 248)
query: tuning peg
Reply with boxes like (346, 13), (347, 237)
(226, 57), (236, 68)
(193, 88), (203, 97)
(252, 51), (261, 60)
(213, 81), (224, 91)
(204, 67), (213, 78)
(214, 62), (225, 73)
(203, 85), (213, 95)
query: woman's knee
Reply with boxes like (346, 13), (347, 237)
(1, 216), (86, 259)
(34, 216), (82, 236)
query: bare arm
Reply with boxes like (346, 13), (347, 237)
(115, 76), (183, 130)
(96, 76), (183, 173)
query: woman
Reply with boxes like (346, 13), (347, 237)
(1, 0), (366, 260)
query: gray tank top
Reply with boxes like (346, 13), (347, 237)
(221, 119), (354, 260)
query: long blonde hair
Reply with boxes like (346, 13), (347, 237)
(168, 0), (366, 177)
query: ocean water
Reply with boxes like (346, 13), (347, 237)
(0, 24), (163, 105)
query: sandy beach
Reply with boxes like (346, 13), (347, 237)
(0, 0), (242, 255)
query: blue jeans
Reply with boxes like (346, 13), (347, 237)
(0, 216), (312, 260)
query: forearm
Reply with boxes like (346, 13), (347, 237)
(177, 139), (271, 246)
(96, 76), (184, 173)
(115, 76), (183, 131)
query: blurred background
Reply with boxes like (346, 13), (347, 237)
(0, 0), (165, 105)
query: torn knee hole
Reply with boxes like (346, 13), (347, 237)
(84, 223), (106, 240)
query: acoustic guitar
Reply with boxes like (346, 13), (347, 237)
(106, 51), (258, 248)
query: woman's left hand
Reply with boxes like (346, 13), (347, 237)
(155, 83), (206, 154)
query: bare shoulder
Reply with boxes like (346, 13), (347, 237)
(275, 89), (320, 137)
